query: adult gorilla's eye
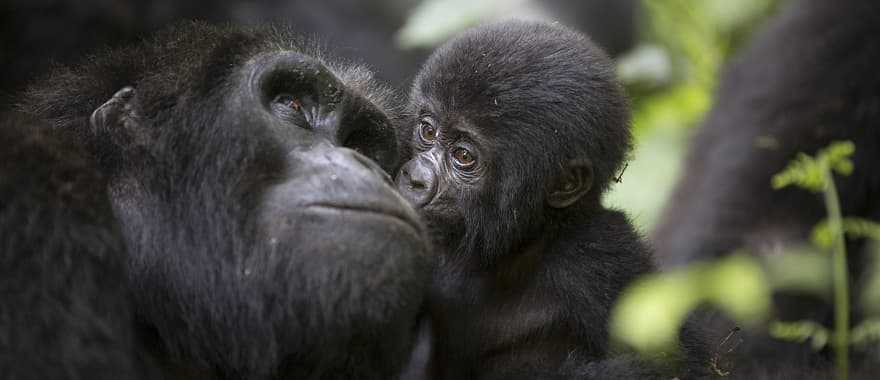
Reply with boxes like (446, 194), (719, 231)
(275, 94), (302, 111)
(451, 148), (476, 169)
(418, 119), (437, 143)
(271, 93), (309, 127)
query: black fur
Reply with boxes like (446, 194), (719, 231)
(0, 0), (640, 107)
(0, 113), (145, 379)
(0, 0), (420, 98)
(396, 20), (709, 379)
(653, 0), (880, 377)
(15, 22), (430, 379)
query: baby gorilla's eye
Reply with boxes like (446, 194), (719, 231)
(451, 148), (476, 169)
(418, 120), (437, 143)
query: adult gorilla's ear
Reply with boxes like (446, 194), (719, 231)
(89, 86), (143, 142)
(547, 158), (593, 209)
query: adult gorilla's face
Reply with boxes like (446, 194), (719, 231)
(22, 23), (429, 378)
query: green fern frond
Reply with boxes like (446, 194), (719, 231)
(769, 320), (830, 351)
(811, 218), (880, 249)
(851, 319), (880, 349)
(771, 141), (855, 192)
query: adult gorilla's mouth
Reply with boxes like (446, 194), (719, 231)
(304, 202), (425, 235)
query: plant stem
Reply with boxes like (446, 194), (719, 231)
(823, 166), (849, 380)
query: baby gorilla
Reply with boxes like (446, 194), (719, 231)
(396, 20), (707, 379)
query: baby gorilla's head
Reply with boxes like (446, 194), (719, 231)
(397, 19), (631, 261)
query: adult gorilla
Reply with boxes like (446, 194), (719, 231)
(13, 22), (430, 379)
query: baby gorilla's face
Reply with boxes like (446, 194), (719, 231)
(395, 19), (631, 265)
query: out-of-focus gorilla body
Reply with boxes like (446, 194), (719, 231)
(653, 0), (880, 377)
(9, 22), (430, 379)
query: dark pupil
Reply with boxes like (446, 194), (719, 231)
(422, 124), (435, 140)
(278, 94), (301, 110)
(456, 150), (472, 163)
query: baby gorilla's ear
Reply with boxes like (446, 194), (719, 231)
(547, 158), (593, 209)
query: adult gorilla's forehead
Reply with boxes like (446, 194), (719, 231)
(21, 22), (390, 129)
(17, 25), (267, 117)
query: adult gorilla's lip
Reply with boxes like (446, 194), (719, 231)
(303, 202), (424, 235)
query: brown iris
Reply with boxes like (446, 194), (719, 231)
(452, 148), (475, 168)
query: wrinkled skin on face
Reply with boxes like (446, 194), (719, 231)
(20, 23), (430, 379)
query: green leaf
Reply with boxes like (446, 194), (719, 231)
(861, 243), (880, 315)
(395, 0), (522, 49)
(771, 153), (824, 192)
(825, 141), (856, 176)
(771, 318), (880, 351)
(763, 246), (832, 298)
(769, 320), (830, 351)
(850, 318), (880, 348)
(610, 270), (699, 353)
(813, 217), (880, 249)
(610, 254), (769, 353)
(771, 141), (855, 192)
(704, 253), (771, 323)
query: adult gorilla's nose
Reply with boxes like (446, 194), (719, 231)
(396, 158), (438, 208)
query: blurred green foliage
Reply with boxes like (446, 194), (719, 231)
(812, 218), (880, 251)
(772, 141), (855, 380)
(769, 320), (830, 351)
(623, 0), (782, 133)
(396, 0), (526, 48)
(611, 141), (880, 380)
(763, 247), (832, 298)
(851, 318), (880, 349)
(771, 317), (880, 353)
(771, 141), (856, 192)
(610, 253), (770, 353)
(863, 243), (880, 315)
(606, 0), (781, 230)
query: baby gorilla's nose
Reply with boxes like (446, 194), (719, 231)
(396, 157), (437, 208)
